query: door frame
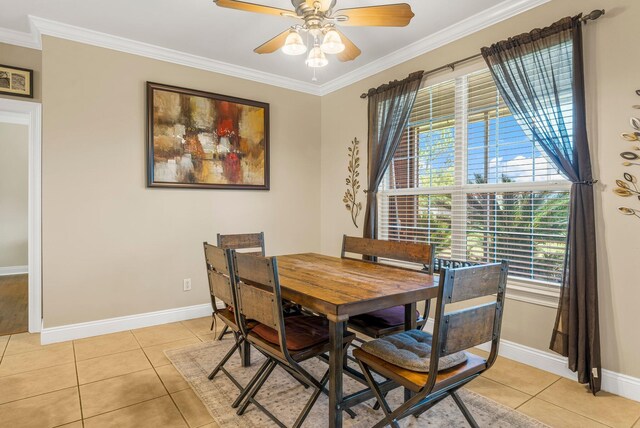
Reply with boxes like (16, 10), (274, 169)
(0, 98), (42, 333)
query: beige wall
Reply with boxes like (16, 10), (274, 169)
(41, 37), (321, 327)
(0, 42), (42, 102)
(320, 0), (640, 378)
(15, 0), (637, 379)
(0, 122), (28, 267)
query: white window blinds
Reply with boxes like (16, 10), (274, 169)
(379, 68), (571, 284)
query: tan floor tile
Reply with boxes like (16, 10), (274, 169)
(465, 376), (531, 409)
(518, 398), (609, 428)
(482, 356), (561, 395)
(181, 317), (215, 336)
(74, 331), (140, 361)
(132, 323), (197, 347)
(77, 348), (152, 384)
(0, 387), (81, 428)
(83, 395), (188, 428)
(197, 424), (219, 428)
(79, 368), (167, 418)
(0, 362), (77, 404)
(156, 364), (190, 393)
(634, 416), (640, 427)
(538, 378), (640, 428)
(0, 344), (75, 376)
(55, 421), (83, 428)
(0, 335), (8, 357)
(172, 388), (214, 427)
(4, 333), (73, 356)
(143, 337), (201, 367)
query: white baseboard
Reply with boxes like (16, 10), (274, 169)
(0, 265), (28, 276)
(476, 339), (577, 379)
(425, 318), (640, 402)
(40, 303), (212, 345)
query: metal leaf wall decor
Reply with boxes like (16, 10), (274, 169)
(614, 89), (640, 220)
(343, 137), (362, 228)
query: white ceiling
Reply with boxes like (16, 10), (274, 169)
(0, 0), (545, 92)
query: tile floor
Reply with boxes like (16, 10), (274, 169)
(0, 317), (638, 428)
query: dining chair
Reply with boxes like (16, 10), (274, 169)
(213, 232), (266, 338)
(353, 261), (509, 428)
(341, 235), (435, 338)
(202, 243), (249, 390)
(217, 232), (266, 256)
(231, 251), (356, 428)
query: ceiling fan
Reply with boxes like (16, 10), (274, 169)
(213, 0), (415, 69)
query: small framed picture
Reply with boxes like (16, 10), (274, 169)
(0, 64), (34, 98)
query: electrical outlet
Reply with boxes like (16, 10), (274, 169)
(183, 278), (192, 291)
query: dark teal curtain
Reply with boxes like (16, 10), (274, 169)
(363, 71), (423, 239)
(481, 16), (601, 393)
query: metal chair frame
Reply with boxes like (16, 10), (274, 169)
(213, 232), (266, 338)
(204, 243), (311, 405)
(355, 261), (509, 428)
(202, 243), (248, 391)
(231, 251), (355, 428)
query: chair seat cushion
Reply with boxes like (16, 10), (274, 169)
(251, 315), (330, 351)
(360, 329), (468, 373)
(351, 306), (420, 328)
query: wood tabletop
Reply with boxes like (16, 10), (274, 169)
(276, 253), (438, 321)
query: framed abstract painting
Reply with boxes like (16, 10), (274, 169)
(146, 82), (270, 189)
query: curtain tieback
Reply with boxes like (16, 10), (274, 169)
(573, 179), (598, 186)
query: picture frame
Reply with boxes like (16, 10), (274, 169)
(0, 64), (34, 98)
(146, 82), (270, 190)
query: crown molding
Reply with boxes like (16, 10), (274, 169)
(0, 25), (41, 50)
(3, 0), (547, 96)
(28, 16), (323, 96)
(316, 0), (550, 95)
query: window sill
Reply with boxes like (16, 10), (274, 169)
(506, 278), (560, 308)
(368, 258), (560, 308)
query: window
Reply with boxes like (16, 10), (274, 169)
(378, 69), (571, 285)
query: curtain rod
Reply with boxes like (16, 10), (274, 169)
(359, 9), (605, 99)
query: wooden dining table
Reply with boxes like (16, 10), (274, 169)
(272, 252), (439, 428)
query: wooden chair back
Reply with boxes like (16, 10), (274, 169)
(203, 243), (235, 309)
(428, 261), (508, 381)
(232, 251), (289, 356)
(217, 232), (265, 256)
(341, 235), (435, 273)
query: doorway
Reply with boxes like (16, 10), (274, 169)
(0, 117), (28, 334)
(0, 99), (41, 335)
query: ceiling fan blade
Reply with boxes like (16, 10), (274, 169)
(334, 4), (415, 27)
(214, 0), (294, 17)
(254, 29), (291, 54)
(335, 30), (361, 62)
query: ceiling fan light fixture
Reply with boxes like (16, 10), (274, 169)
(305, 45), (328, 68)
(320, 28), (344, 54)
(282, 30), (307, 55)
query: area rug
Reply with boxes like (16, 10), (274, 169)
(166, 340), (547, 427)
